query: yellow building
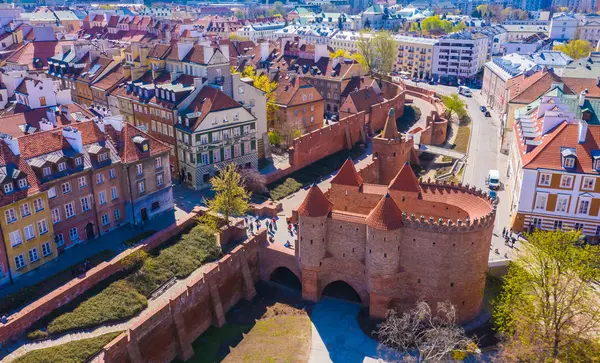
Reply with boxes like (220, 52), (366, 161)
(0, 193), (55, 278)
(393, 35), (438, 80)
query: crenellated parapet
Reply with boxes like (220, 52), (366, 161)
(419, 177), (498, 205)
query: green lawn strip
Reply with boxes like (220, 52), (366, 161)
(27, 225), (220, 339)
(123, 230), (156, 247)
(0, 249), (115, 317)
(453, 123), (471, 154)
(174, 324), (252, 363)
(267, 145), (365, 200)
(14, 332), (122, 363)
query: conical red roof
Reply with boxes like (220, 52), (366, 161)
(389, 162), (421, 193)
(297, 185), (333, 217)
(331, 157), (363, 187)
(381, 108), (399, 140)
(365, 193), (404, 231)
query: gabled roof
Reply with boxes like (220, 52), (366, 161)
(182, 86), (244, 130)
(365, 193), (404, 231)
(508, 70), (574, 104)
(389, 162), (421, 193)
(331, 158), (363, 187)
(297, 184), (333, 217)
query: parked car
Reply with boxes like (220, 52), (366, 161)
(486, 169), (500, 190)
(480, 106), (487, 112)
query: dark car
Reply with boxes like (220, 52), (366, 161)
(480, 106), (487, 112)
(485, 111), (491, 117)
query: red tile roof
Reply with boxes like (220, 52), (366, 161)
(389, 162), (421, 193)
(297, 185), (333, 217)
(331, 158), (363, 187)
(365, 193), (404, 231)
(562, 77), (600, 99)
(184, 86), (243, 130)
(6, 41), (73, 70)
(107, 122), (171, 164)
(508, 70), (574, 104)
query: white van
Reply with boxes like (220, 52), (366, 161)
(487, 169), (500, 190)
(458, 86), (472, 97)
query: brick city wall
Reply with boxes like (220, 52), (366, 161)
(99, 231), (265, 363)
(0, 208), (204, 344)
(416, 111), (448, 146)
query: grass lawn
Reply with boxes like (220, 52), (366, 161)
(0, 249), (115, 317)
(267, 145), (365, 200)
(14, 332), (121, 363)
(181, 303), (311, 363)
(453, 121), (472, 154)
(27, 224), (220, 339)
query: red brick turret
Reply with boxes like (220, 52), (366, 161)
(389, 162), (421, 193)
(381, 108), (399, 140)
(297, 185), (333, 217)
(331, 157), (363, 187)
(365, 193), (404, 231)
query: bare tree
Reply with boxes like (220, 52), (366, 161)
(239, 168), (268, 194)
(376, 301), (479, 362)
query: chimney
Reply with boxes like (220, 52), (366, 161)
(260, 42), (269, 62)
(63, 126), (83, 153)
(579, 90), (586, 107)
(219, 44), (230, 61)
(578, 120), (588, 144)
(39, 120), (53, 131)
(0, 133), (20, 155)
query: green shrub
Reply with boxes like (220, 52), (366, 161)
(268, 131), (283, 146)
(26, 329), (48, 341)
(44, 281), (146, 336)
(15, 332), (121, 363)
(270, 178), (302, 200)
(121, 250), (149, 271)
(123, 230), (156, 247)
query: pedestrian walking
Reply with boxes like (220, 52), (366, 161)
(502, 227), (506, 237)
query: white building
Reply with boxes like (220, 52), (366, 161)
(579, 14), (600, 45)
(432, 31), (489, 80)
(549, 14), (578, 40)
(236, 20), (287, 42)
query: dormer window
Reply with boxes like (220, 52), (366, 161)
(18, 179), (27, 189)
(98, 153), (109, 162)
(58, 162), (66, 172)
(561, 147), (576, 169)
(4, 183), (13, 193)
(563, 157), (575, 169)
(43, 167), (51, 176)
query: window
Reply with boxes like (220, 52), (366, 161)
(14, 255), (25, 269)
(34, 198), (44, 212)
(114, 208), (121, 220)
(223, 129), (230, 140)
(238, 85), (245, 94)
(111, 187), (118, 200)
(233, 127), (241, 137)
(138, 181), (145, 194)
(539, 173), (551, 186)
(102, 214), (109, 226)
(302, 95), (307, 101)
(58, 162), (66, 172)
(69, 227), (78, 242)
(213, 149), (221, 163)
(81, 196), (91, 211)
(62, 182), (71, 194)
(564, 157), (575, 169)
(201, 152), (209, 165)
(43, 167), (51, 176)
(212, 132), (220, 142)
(75, 157), (82, 166)
(560, 175), (573, 188)
(224, 147), (231, 160)
(136, 164), (143, 176)
(583, 177), (595, 190)
(37, 219), (48, 235)
(55, 234), (64, 247)
(555, 195), (569, 212)
(310, 105), (314, 112)
(578, 199), (590, 214)
(9, 230), (22, 247)
(39, 97), (46, 106)
(151, 201), (160, 211)
(96, 173), (104, 184)
(24, 225), (35, 240)
(28, 248), (39, 263)
(42, 242), (52, 257)
(200, 134), (209, 144)
(234, 144), (241, 158)
(65, 203), (75, 218)
(155, 157), (162, 169)
(79, 176), (87, 188)
(99, 191), (107, 205)
(51, 208), (61, 224)
(554, 220), (563, 230)
(4, 183), (13, 193)
(18, 178), (27, 189)
(574, 223), (584, 230)
(48, 187), (56, 199)
(109, 169), (116, 179)
(20, 203), (31, 218)
(535, 193), (548, 210)
(157, 174), (164, 186)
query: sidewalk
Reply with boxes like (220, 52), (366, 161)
(0, 210), (176, 299)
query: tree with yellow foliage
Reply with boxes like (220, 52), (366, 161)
(553, 39), (592, 60)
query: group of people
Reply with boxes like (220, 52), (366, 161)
(502, 227), (518, 248)
(244, 214), (299, 250)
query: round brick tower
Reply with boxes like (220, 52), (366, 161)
(296, 184), (333, 301)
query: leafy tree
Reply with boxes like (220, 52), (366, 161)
(239, 168), (268, 194)
(354, 30), (395, 81)
(268, 130), (283, 146)
(553, 39), (592, 60)
(329, 49), (351, 59)
(377, 301), (480, 362)
(272, 1), (285, 18)
(234, 65), (278, 126)
(476, 4), (492, 18)
(494, 230), (600, 361)
(441, 93), (468, 121)
(452, 21), (467, 32)
(204, 164), (250, 226)
(228, 34), (249, 41)
(409, 21), (421, 34)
